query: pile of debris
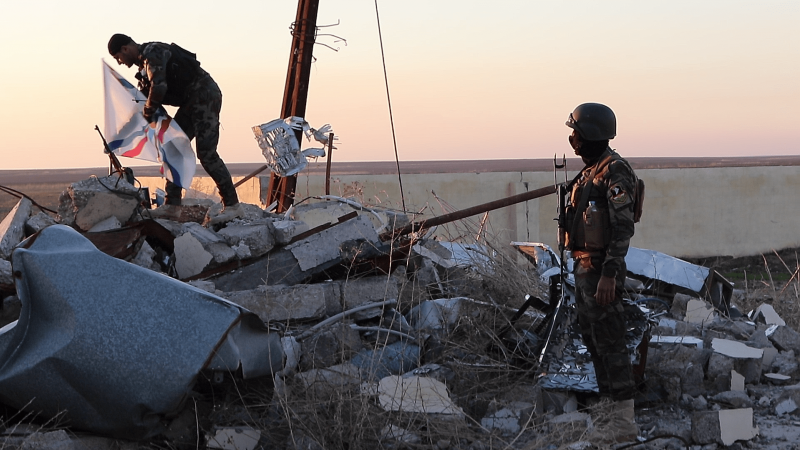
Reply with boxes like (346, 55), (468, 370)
(1, 174), (800, 450)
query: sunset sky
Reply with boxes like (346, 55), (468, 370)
(0, 1), (797, 170)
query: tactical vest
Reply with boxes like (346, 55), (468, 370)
(564, 149), (644, 252)
(143, 42), (205, 106)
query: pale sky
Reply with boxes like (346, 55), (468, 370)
(0, 1), (797, 170)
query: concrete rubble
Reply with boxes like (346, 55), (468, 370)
(1, 175), (800, 449)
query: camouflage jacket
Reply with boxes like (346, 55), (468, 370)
(136, 42), (206, 107)
(567, 147), (637, 278)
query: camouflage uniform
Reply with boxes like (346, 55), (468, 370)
(137, 42), (238, 207)
(566, 147), (637, 400)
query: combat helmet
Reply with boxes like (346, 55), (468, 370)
(565, 103), (616, 141)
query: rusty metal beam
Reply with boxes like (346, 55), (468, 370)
(267, 0), (320, 212)
(380, 184), (557, 241)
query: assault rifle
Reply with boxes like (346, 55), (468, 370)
(94, 125), (135, 186)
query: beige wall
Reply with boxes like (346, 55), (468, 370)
(143, 163), (800, 258)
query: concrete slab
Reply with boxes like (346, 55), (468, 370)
(174, 232), (213, 279)
(88, 216), (122, 232)
(286, 215), (379, 272)
(719, 408), (759, 445)
(376, 375), (463, 416)
(754, 304), (786, 326)
(685, 299), (716, 324)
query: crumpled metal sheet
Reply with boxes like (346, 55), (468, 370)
(0, 225), (283, 440)
(625, 247), (709, 292)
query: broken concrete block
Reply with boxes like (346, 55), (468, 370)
(205, 242), (237, 265)
(88, 215), (122, 232)
(710, 339), (763, 384)
(181, 221), (224, 244)
(57, 175), (140, 231)
(25, 211), (57, 235)
(376, 375), (464, 416)
(299, 322), (363, 371)
(754, 303), (786, 326)
(685, 298), (716, 324)
(174, 232), (213, 279)
(0, 259), (12, 285)
(481, 401), (536, 434)
(293, 362), (362, 399)
(270, 219), (310, 244)
(768, 325), (800, 354)
(670, 293), (694, 319)
(711, 390), (752, 409)
(207, 427), (261, 450)
(771, 350), (799, 377)
(691, 410), (720, 445)
(224, 284), (329, 323)
(291, 201), (357, 229)
(231, 242), (252, 259)
(694, 408), (758, 447)
(218, 223), (275, 258)
(131, 240), (160, 271)
(775, 397), (798, 415)
(341, 275), (399, 319)
(646, 342), (709, 397)
(0, 197), (32, 260)
(286, 215), (380, 272)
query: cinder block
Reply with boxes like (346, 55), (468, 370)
(218, 223), (275, 258)
(769, 326), (800, 354)
(224, 284), (329, 323)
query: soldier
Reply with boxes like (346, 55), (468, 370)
(562, 102), (639, 443)
(107, 33), (243, 225)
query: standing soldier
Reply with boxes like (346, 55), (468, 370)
(107, 33), (243, 225)
(561, 102), (639, 443)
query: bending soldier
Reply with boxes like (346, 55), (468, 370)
(561, 102), (639, 443)
(108, 33), (243, 224)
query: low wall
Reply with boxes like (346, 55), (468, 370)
(138, 156), (800, 258)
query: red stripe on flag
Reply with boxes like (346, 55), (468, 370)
(122, 137), (147, 158)
(157, 117), (171, 143)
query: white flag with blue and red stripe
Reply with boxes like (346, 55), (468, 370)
(102, 60), (196, 189)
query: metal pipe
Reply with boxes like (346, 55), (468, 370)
(325, 132), (333, 195)
(380, 183), (557, 241)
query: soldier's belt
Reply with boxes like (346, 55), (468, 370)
(572, 250), (603, 260)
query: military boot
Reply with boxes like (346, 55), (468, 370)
(204, 203), (245, 226)
(587, 399), (638, 446)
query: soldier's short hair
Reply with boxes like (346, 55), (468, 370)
(108, 34), (133, 55)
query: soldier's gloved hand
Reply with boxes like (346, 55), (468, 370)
(595, 275), (616, 306)
(143, 103), (159, 123)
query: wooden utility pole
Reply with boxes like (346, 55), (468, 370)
(266, 0), (320, 212)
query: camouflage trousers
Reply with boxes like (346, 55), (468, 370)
(165, 76), (239, 207)
(573, 257), (636, 400)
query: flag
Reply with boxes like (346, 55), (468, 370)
(102, 60), (196, 189)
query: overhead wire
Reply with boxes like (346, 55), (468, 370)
(373, 0), (406, 213)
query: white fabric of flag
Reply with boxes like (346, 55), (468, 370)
(102, 61), (196, 189)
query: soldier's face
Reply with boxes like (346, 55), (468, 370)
(113, 45), (137, 68)
(569, 130), (582, 154)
